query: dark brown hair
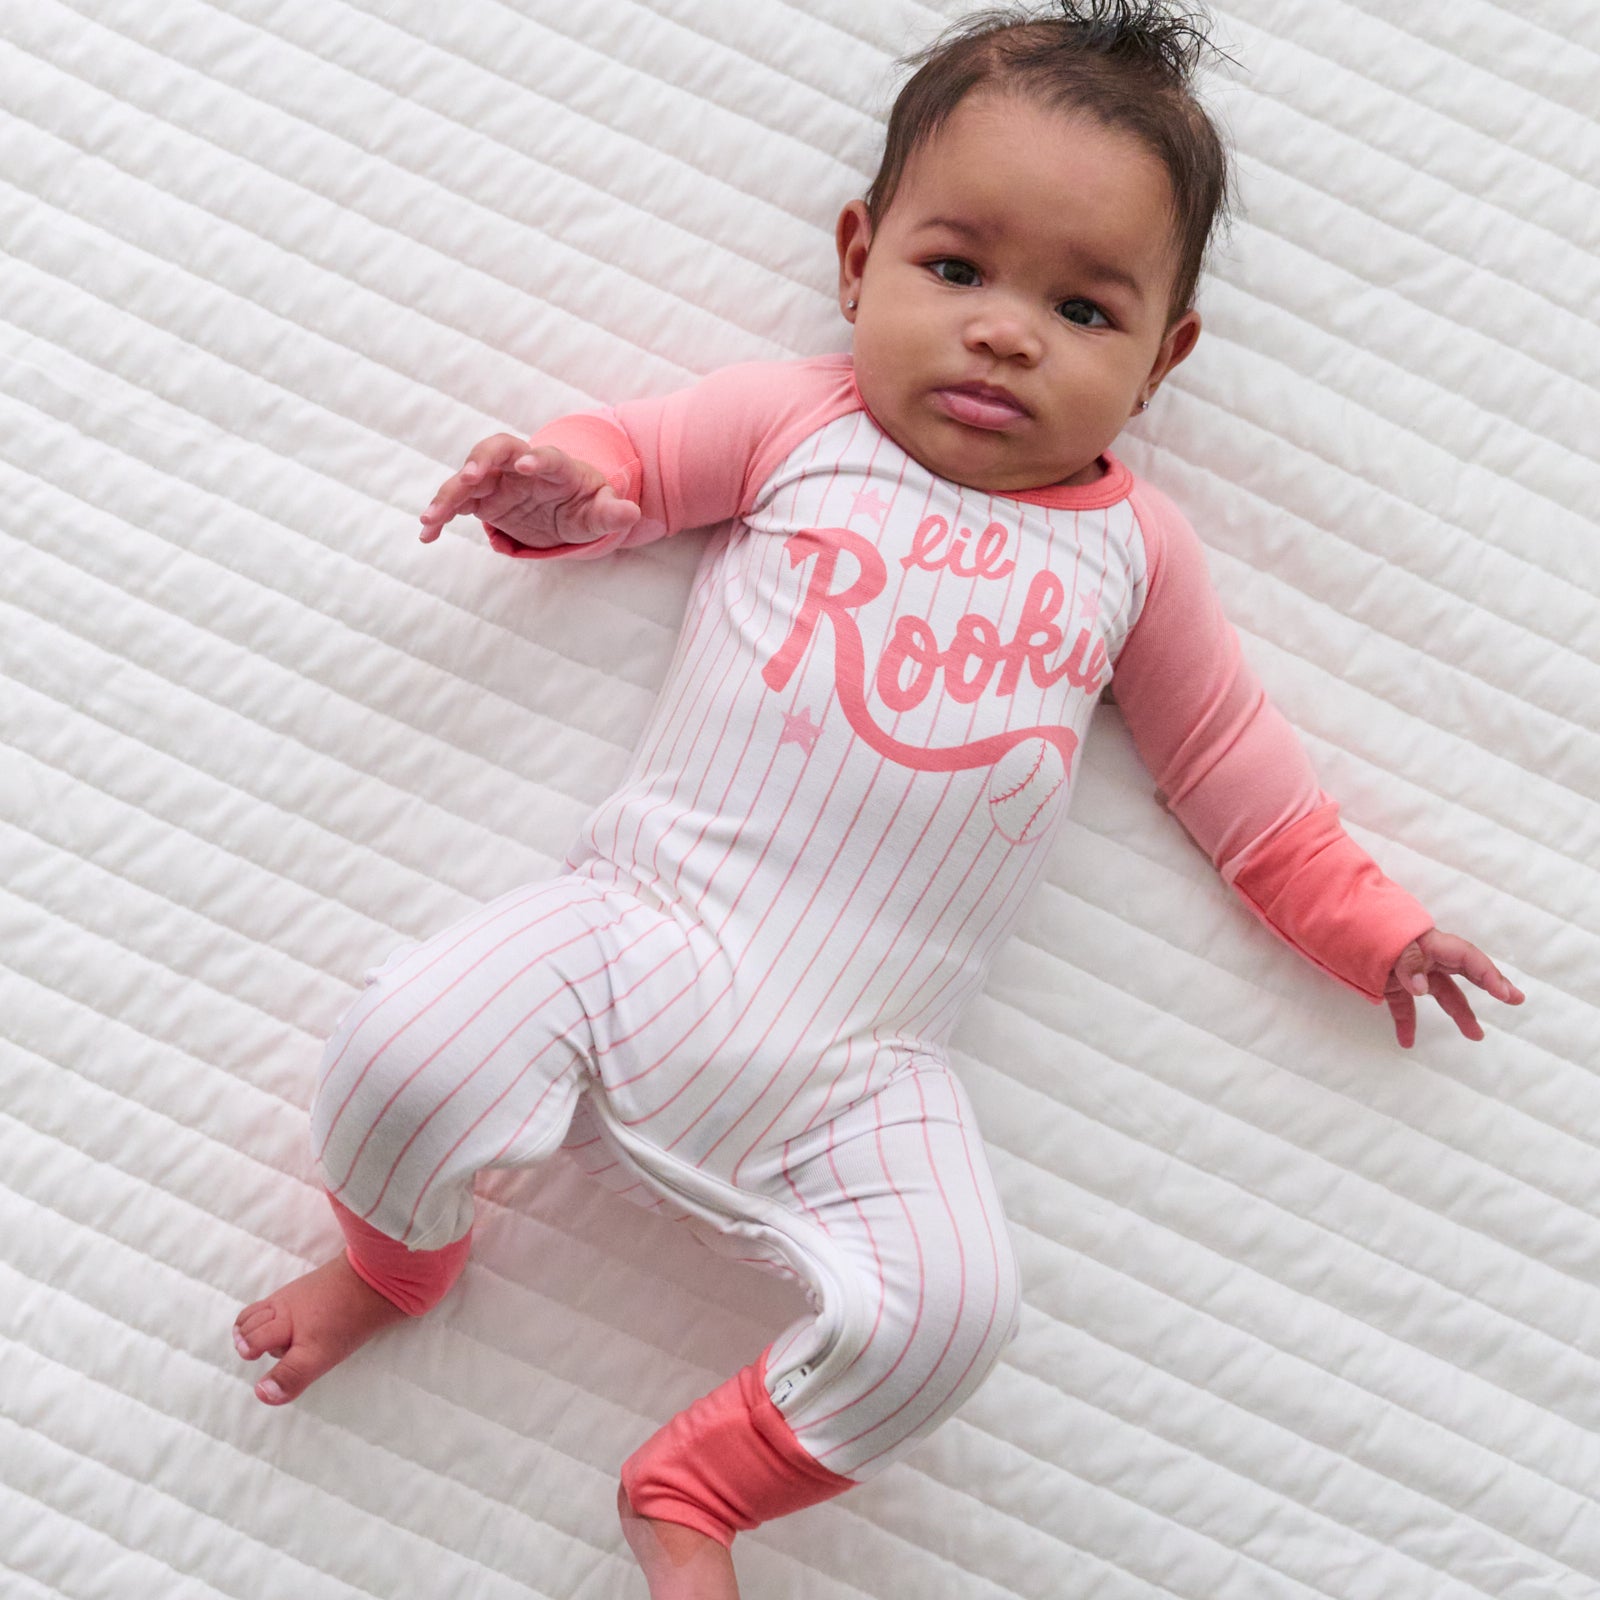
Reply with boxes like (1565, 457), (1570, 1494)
(865, 1), (1234, 318)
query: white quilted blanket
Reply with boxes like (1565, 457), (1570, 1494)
(5, 1), (1596, 1596)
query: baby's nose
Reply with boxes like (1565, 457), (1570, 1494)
(964, 308), (1043, 363)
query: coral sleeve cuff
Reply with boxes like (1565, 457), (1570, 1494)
(1228, 801), (1436, 1002)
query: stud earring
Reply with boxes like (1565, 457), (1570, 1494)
(1138, 397), (1151, 412)
(846, 298), (857, 311)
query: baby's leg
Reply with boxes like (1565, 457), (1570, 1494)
(233, 1195), (473, 1403)
(235, 879), (626, 1404)
(619, 1060), (1022, 1556)
(767, 1062), (1024, 1484)
(618, 1483), (740, 1600)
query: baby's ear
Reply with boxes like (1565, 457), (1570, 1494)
(1144, 308), (1202, 398)
(835, 200), (873, 316)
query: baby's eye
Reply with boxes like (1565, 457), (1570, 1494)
(1058, 298), (1109, 328)
(929, 258), (980, 287)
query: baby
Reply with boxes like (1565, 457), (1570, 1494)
(233, 4), (1525, 1596)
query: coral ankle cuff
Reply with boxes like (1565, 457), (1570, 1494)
(621, 1348), (856, 1547)
(325, 1192), (472, 1316)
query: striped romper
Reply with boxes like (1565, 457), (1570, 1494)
(310, 353), (1433, 1544)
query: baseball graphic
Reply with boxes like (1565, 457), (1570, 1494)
(987, 737), (1067, 845)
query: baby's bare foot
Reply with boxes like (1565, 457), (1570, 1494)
(233, 1253), (410, 1405)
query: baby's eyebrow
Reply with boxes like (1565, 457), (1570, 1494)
(915, 216), (984, 241)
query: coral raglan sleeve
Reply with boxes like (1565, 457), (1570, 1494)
(1111, 482), (1434, 1002)
(483, 355), (858, 562)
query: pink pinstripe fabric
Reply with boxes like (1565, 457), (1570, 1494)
(310, 385), (1131, 1477)
(327, 348), (1450, 1532)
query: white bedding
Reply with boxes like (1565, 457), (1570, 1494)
(4, 1), (1597, 1595)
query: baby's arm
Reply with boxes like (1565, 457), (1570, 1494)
(420, 356), (858, 562)
(1113, 482), (1522, 1045)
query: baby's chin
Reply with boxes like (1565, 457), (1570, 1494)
(890, 414), (1104, 494)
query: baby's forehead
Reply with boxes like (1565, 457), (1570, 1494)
(907, 92), (1170, 195)
(900, 102), (1177, 235)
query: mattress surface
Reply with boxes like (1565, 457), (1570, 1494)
(4, 1), (1597, 1595)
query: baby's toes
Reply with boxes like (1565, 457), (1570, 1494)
(233, 1299), (292, 1361)
(255, 1348), (323, 1406)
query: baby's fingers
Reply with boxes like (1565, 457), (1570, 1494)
(1425, 972), (1484, 1043)
(589, 485), (642, 537)
(1387, 987), (1419, 1050)
(1462, 950), (1525, 1007)
(509, 445), (592, 495)
(1421, 930), (1526, 1007)
(419, 434), (529, 541)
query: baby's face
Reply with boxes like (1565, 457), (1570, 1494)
(838, 91), (1200, 493)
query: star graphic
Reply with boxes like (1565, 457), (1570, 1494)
(849, 488), (890, 526)
(1076, 588), (1101, 622)
(778, 706), (823, 756)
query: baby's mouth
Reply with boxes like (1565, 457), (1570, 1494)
(933, 383), (1030, 430)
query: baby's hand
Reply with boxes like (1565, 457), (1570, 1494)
(417, 434), (640, 551)
(1384, 928), (1525, 1049)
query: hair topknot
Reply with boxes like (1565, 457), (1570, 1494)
(866, 1), (1236, 315)
(1042, 0), (1226, 80)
